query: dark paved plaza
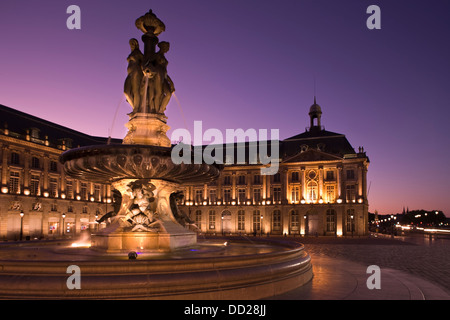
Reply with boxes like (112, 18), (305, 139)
(266, 233), (450, 299)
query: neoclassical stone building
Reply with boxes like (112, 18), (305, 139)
(0, 104), (120, 240)
(0, 99), (369, 240)
(178, 99), (370, 236)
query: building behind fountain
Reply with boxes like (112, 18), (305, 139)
(0, 9), (369, 240)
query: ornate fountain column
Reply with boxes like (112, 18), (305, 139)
(61, 10), (221, 253)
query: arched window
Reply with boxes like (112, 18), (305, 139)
(209, 210), (215, 230)
(307, 181), (318, 203)
(326, 209), (336, 232)
(252, 210), (261, 232)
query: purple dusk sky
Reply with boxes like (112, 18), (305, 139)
(0, 0), (449, 216)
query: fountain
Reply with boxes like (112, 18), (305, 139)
(61, 9), (220, 253)
(0, 10), (313, 299)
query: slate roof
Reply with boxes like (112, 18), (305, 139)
(0, 104), (121, 149)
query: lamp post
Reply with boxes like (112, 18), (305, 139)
(62, 213), (66, 238)
(350, 214), (354, 237)
(260, 215), (263, 236)
(19, 211), (24, 241)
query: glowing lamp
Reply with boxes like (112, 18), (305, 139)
(23, 189), (30, 196)
(300, 199), (306, 204)
(1, 187), (8, 194)
(203, 201), (207, 206)
(318, 198), (324, 204)
(336, 198), (343, 204)
(43, 191), (49, 198)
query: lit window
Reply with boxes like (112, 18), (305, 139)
(9, 171), (20, 194)
(238, 210), (245, 231)
(306, 181), (318, 202)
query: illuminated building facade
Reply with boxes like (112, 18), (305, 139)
(179, 99), (370, 236)
(0, 104), (120, 240)
(0, 99), (369, 240)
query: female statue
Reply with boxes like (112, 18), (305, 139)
(124, 39), (144, 115)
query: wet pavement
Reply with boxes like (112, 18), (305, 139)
(267, 233), (450, 300)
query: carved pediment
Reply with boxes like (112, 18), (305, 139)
(283, 149), (342, 163)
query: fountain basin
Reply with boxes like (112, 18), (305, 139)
(60, 144), (222, 184)
(0, 238), (313, 299)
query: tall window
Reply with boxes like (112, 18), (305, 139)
(94, 185), (101, 202)
(252, 210), (261, 232)
(326, 171), (334, 181)
(223, 189), (231, 203)
(346, 185), (356, 202)
(326, 209), (336, 232)
(290, 210), (299, 234)
(9, 171), (20, 194)
(273, 187), (281, 203)
(49, 178), (58, 197)
(238, 175), (246, 185)
(291, 186), (300, 203)
(238, 188), (246, 204)
(307, 181), (318, 203)
(49, 161), (58, 172)
(195, 210), (202, 229)
(10, 152), (20, 165)
(253, 175), (261, 184)
(223, 175), (231, 185)
(66, 180), (73, 199)
(326, 185), (335, 203)
(30, 174), (40, 196)
(209, 210), (216, 230)
(273, 173), (281, 183)
(31, 156), (40, 169)
(209, 189), (216, 204)
(291, 171), (299, 182)
(346, 169), (355, 180)
(80, 182), (88, 200)
(253, 188), (261, 204)
(238, 210), (245, 231)
(272, 210), (281, 232)
(195, 189), (203, 204)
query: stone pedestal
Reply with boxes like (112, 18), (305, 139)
(123, 113), (171, 147)
(91, 178), (196, 253)
(91, 222), (197, 253)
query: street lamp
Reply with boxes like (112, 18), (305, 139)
(350, 214), (354, 237)
(19, 211), (24, 241)
(62, 213), (66, 237)
(260, 215), (264, 236)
